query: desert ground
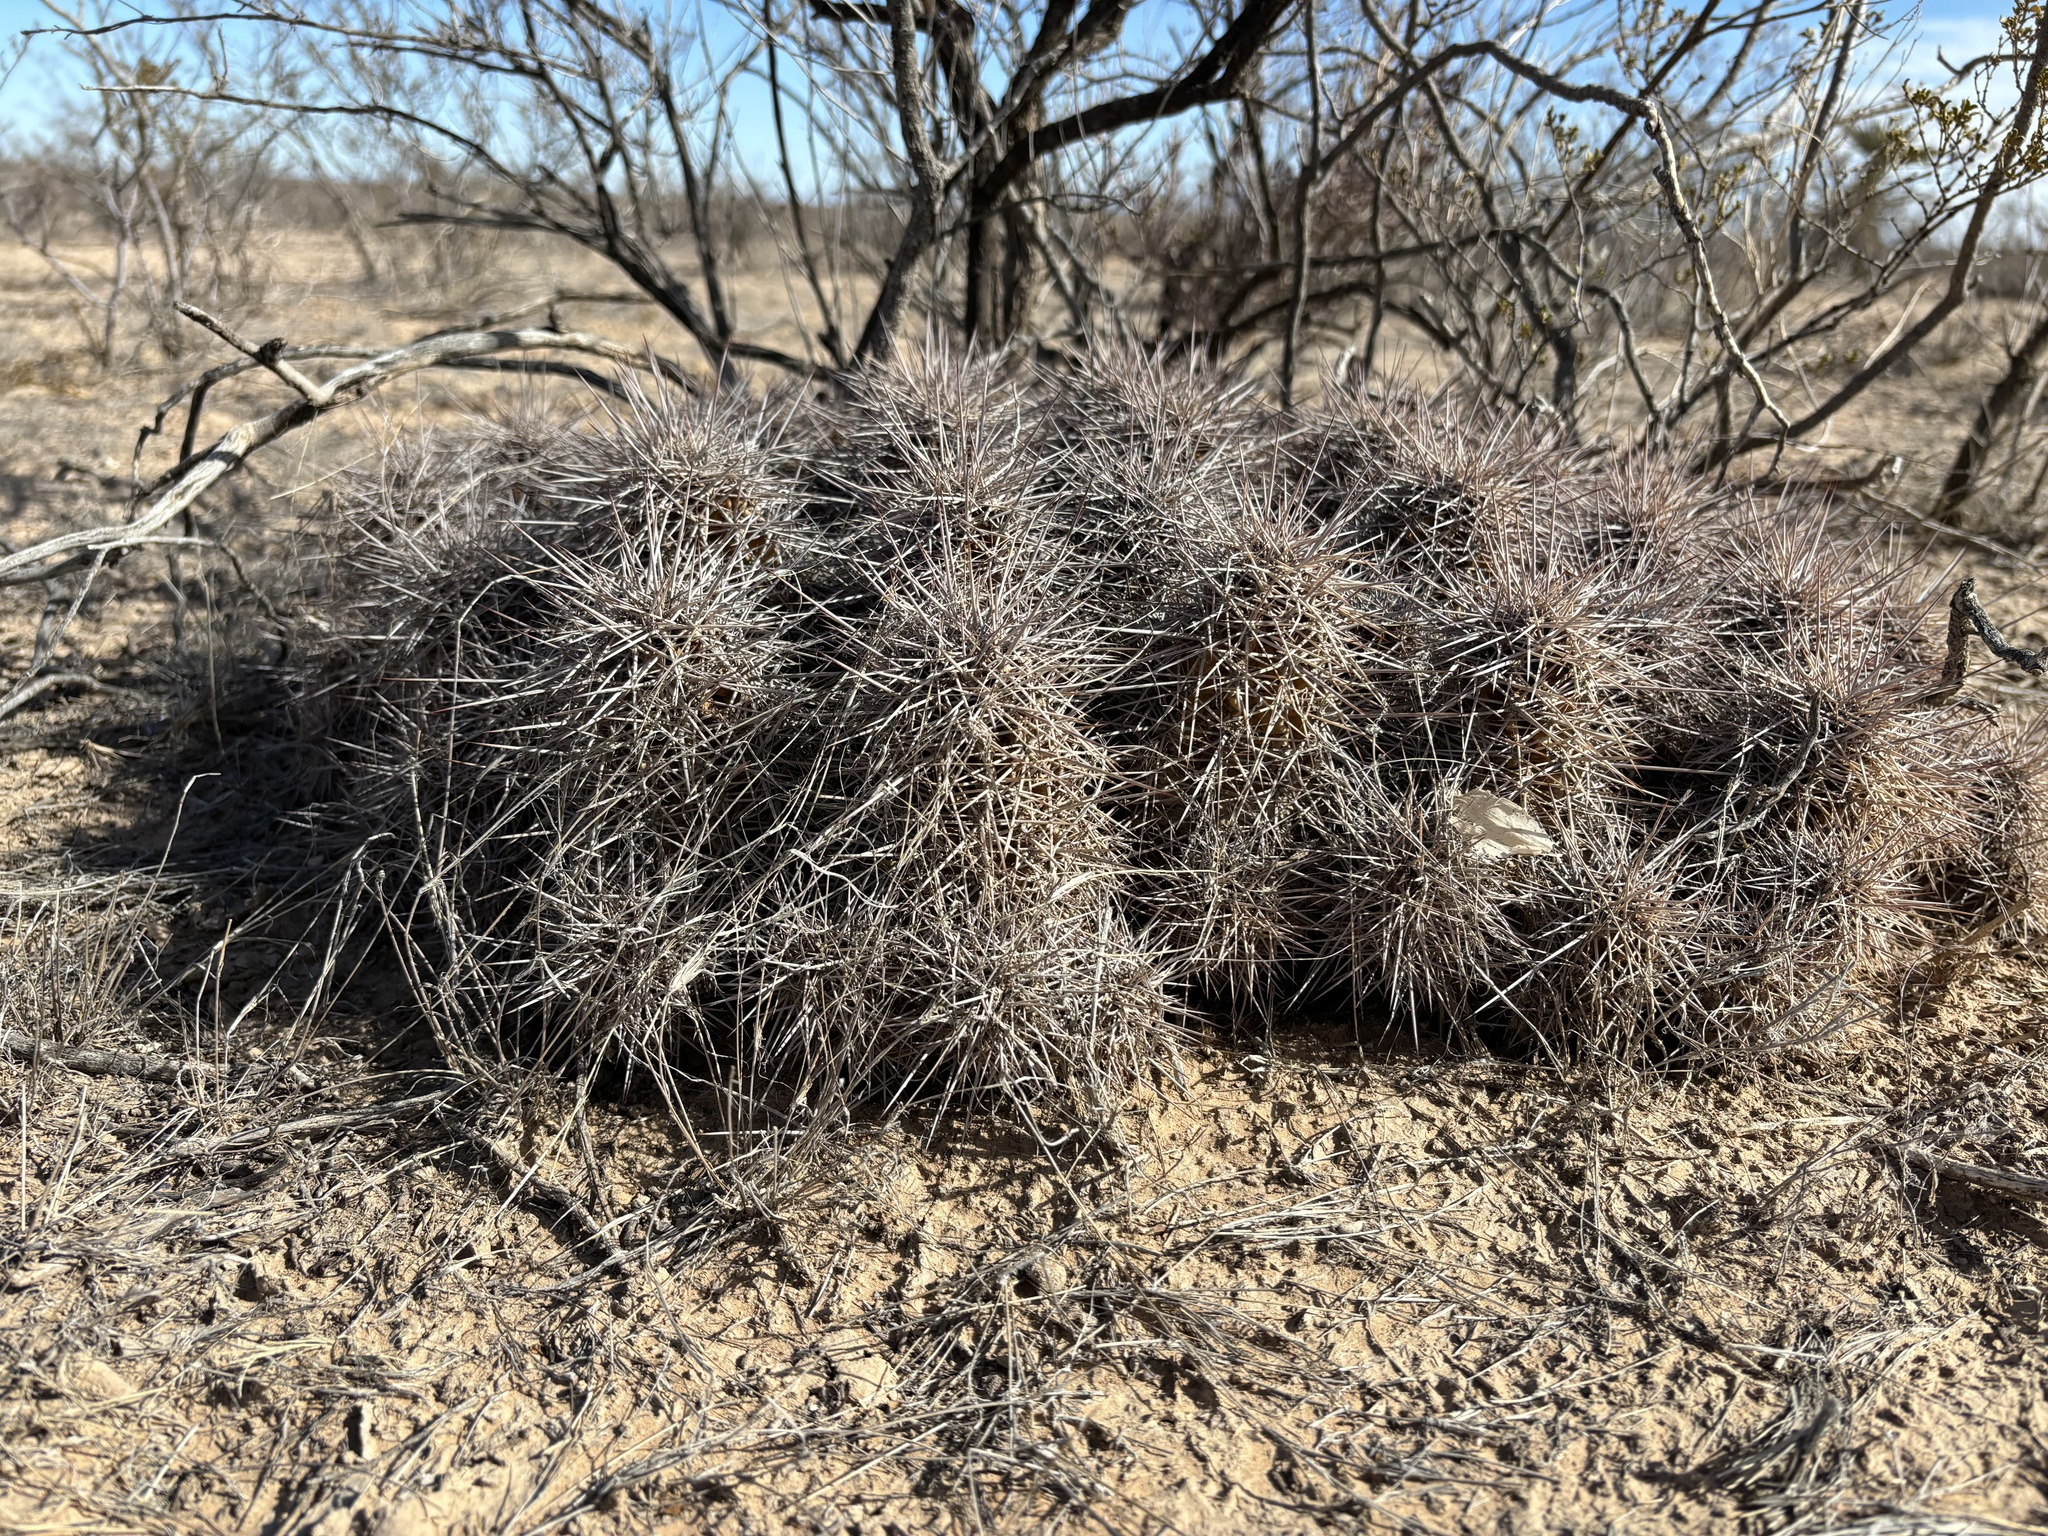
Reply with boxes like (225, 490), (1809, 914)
(3, 228), (2048, 1536)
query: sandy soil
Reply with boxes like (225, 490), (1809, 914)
(2, 230), (2047, 1536)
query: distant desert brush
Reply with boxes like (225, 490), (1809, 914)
(308, 351), (2044, 1132)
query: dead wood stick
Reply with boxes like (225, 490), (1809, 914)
(1935, 576), (2048, 700)
(148, 1088), (462, 1163)
(0, 671), (147, 725)
(0, 1028), (221, 1084)
(1896, 1143), (2048, 1204)
(0, 318), (685, 593)
(172, 301), (325, 399)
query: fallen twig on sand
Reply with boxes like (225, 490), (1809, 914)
(146, 1088), (460, 1164)
(0, 1028), (219, 1085)
(1895, 1143), (2048, 1205)
(0, 313), (678, 593)
(0, 671), (150, 727)
(446, 1118), (627, 1270)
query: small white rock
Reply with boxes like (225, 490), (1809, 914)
(1452, 791), (1555, 862)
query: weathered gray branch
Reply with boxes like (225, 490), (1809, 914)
(853, 0), (954, 363)
(1933, 307), (2048, 522)
(1, 1028), (219, 1084)
(1897, 1143), (2048, 1204)
(0, 319), (686, 593)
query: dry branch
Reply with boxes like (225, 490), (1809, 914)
(1936, 576), (2048, 700)
(1896, 1144), (2048, 1204)
(448, 1120), (626, 1268)
(0, 671), (145, 725)
(0, 1027), (219, 1084)
(1933, 307), (2048, 522)
(851, 0), (953, 363)
(0, 313), (703, 726)
(1, 319), (681, 594)
(42, 0), (2048, 454)
(148, 1088), (460, 1164)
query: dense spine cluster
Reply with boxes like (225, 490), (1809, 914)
(314, 351), (2043, 1130)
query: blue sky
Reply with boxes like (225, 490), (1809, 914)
(0, 0), (2025, 150)
(1898, 0), (2015, 78)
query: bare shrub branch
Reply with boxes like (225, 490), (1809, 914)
(0, 317), (690, 594)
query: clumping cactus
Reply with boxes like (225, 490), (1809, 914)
(309, 350), (2044, 1133)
